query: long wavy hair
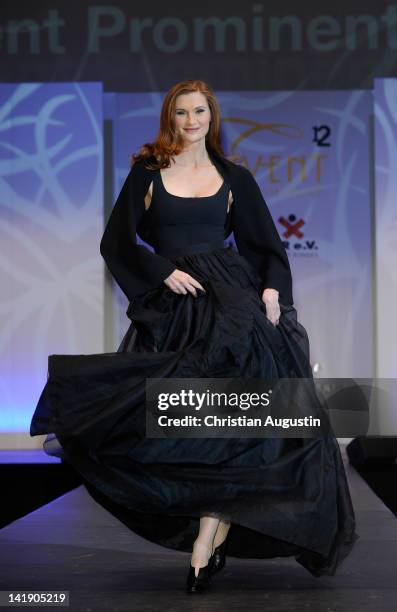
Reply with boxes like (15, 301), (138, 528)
(131, 79), (226, 170)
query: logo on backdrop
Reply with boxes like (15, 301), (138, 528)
(279, 214), (305, 238)
(312, 125), (332, 147)
(227, 121), (331, 197)
(279, 214), (319, 258)
(225, 119), (330, 260)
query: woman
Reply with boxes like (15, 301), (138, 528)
(30, 79), (359, 593)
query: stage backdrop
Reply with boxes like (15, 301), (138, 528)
(107, 90), (373, 379)
(374, 78), (397, 379)
(1, 1), (397, 92)
(0, 82), (104, 448)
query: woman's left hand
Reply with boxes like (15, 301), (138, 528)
(261, 288), (281, 326)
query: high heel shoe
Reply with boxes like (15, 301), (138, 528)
(186, 563), (212, 593)
(208, 538), (227, 576)
(186, 540), (212, 593)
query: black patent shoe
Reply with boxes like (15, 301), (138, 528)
(208, 539), (227, 576)
(186, 563), (212, 593)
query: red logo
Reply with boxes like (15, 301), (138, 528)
(278, 214), (305, 239)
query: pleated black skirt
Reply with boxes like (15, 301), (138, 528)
(30, 244), (359, 577)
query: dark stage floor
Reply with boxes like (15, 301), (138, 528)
(0, 445), (396, 611)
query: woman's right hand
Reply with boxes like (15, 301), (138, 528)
(164, 269), (206, 297)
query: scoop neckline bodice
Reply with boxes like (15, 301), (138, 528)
(158, 168), (226, 200)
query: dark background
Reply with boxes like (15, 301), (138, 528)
(1, 0), (396, 91)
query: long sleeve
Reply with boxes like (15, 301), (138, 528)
(100, 162), (177, 301)
(232, 165), (293, 306)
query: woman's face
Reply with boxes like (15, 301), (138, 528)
(174, 91), (211, 145)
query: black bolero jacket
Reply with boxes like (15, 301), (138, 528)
(100, 150), (294, 306)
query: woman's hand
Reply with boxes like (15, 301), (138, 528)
(262, 288), (280, 326)
(164, 269), (206, 297)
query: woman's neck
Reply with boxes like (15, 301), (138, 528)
(173, 144), (211, 167)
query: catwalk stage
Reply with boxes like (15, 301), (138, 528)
(0, 445), (396, 611)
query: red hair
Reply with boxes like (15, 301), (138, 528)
(131, 79), (226, 170)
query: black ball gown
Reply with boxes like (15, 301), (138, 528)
(30, 164), (359, 578)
